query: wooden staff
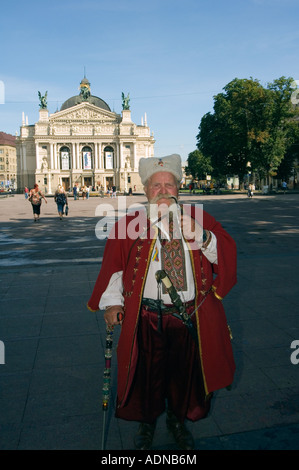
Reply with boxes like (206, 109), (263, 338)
(101, 312), (123, 450)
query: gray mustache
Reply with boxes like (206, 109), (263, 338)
(150, 194), (178, 204)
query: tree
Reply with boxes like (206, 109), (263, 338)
(185, 150), (213, 181)
(255, 77), (297, 178)
(197, 76), (299, 182)
(276, 111), (299, 180)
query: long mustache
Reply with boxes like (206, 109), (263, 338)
(149, 194), (178, 204)
(147, 195), (179, 222)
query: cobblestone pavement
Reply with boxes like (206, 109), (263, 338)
(0, 193), (298, 450)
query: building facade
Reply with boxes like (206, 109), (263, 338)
(16, 78), (155, 194)
(0, 132), (17, 190)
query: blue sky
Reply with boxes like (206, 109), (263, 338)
(1, 0), (298, 162)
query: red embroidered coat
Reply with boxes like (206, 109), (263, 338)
(88, 206), (237, 410)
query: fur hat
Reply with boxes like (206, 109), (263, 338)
(139, 154), (183, 185)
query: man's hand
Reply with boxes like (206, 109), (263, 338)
(181, 214), (203, 246)
(104, 305), (124, 327)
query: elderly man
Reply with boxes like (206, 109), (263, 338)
(88, 154), (237, 450)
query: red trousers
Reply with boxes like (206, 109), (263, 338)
(116, 303), (211, 423)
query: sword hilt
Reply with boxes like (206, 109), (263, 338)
(117, 312), (124, 322)
(155, 270), (183, 312)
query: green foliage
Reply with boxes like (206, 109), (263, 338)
(185, 150), (213, 180)
(197, 76), (299, 180)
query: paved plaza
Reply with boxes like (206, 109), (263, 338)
(0, 192), (299, 450)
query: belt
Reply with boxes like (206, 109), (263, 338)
(142, 297), (194, 315)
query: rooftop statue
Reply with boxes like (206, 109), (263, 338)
(80, 83), (91, 101)
(38, 91), (48, 109)
(122, 92), (130, 110)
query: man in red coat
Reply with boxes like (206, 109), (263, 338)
(88, 154), (237, 450)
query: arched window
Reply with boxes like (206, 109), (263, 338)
(82, 146), (93, 170)
(60, 146), (70, 170)
(104, 146), (114, 169)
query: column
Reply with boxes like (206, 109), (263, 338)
(98, 143), (102, 169)
(54, 144), (58, 170)
(48, 172), (52, 194)
(76, 143), (80, 169)
(149, 143), (153, 158)
(72, 143), (76, 169)
(22, 143), (27, 171)
(120, 143), (123, 170)
(50, 143), (54, 170)
(133, 142), (137, 170)
(116, 144), (119, 169)
(95, 142), (98, 169)
(35, 143), (39, 169)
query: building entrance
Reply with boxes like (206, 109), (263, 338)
(84, 177), (92, 187)
(62, 177), (70, 191)
(106, 177), (113, 189)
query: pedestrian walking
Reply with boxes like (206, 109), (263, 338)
(88, 154), (237, 450)
(73, 184), (78, 201)
(248, 183), (254, 198)
(82, 185), (87, 200)
(28, 183), (47, 222)
(54, 185), (68, 220)
(24, 186), (29, 199)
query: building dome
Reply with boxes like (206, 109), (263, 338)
(60, 77), (111, 112)
(60, 95), (111, 111)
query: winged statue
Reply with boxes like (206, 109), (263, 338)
(38, 91), (48, 109)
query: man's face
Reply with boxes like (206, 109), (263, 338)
(144, 172), (178, 206)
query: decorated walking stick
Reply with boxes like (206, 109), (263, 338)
(101, 312), (123, 451)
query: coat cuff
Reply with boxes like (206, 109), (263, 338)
(212, 285), (223, 300)
(87, 302), (98, 312)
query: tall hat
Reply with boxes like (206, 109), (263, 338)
(139, 154), (183, 185)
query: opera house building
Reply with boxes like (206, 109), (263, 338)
(16, 77), (155, 194)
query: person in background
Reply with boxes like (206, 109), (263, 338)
(82, 185), (87, 200)
(73, 184), (78, 201)
(54, 184), (68, 220)
(248, 183), (254, 198)
(28, 183), (47, 222)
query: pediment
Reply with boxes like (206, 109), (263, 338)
(50, 102), (119, 123)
